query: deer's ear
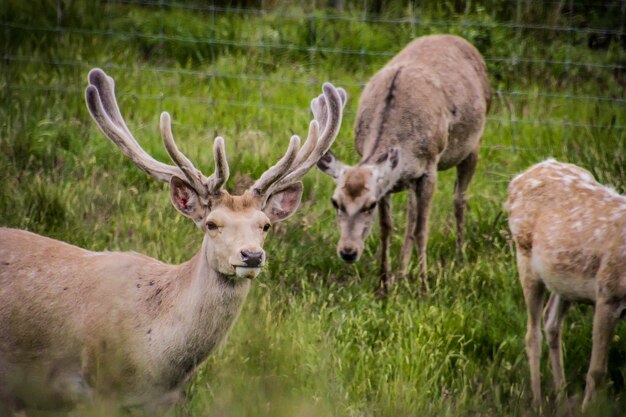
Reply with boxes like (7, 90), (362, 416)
(317, 150), (346, 180)
(375, 147), (400, 175)
(169, 176), (204, 220)
(263, 182), (303, 223)
(373, 147), (400, 196)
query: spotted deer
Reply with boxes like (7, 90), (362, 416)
(505, 159), (626, 410)
(317, 35), (491, 294)
(0, 68), (346, 413)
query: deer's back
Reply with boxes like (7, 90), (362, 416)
(355, 35), (491, 170)
(0, 228), (168, 319)
(506, 161), (626, 301)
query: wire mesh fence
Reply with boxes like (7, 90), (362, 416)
(2, 0), (625, 156)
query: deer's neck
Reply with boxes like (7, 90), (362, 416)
(151, 236), (251, 389)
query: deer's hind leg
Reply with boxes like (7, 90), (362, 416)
(582, 292), (622, 410)
(454, 150), (478, 255)
(543, 293), (570, 399)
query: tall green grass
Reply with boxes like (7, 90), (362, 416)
(1, 1), (625, 416)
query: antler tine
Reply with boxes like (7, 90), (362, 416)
(337, 87), (347, 110)
(318, 83), (345, 149)
(267, 94), (325, 179)
(268, 82), (345, 193)
(276, 84), (340, 176)
(88, 69), (130, 137)
(249, 93), (327, 199)
(160, 112), (210, 197)
(290, 120), (319, 169)
(290, 84), (346, 168)
(249, 136), (301, 197)
(205, 136), (230, 193)
(86, 69), (183, 182)
(310, 86), (347, 134)
(310, 95), (328, 133)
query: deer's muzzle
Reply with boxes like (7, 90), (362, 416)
(338, 245), (359, 263)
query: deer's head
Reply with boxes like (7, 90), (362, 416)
(86, 69), (346, 279)
(317, 148), (400, 263)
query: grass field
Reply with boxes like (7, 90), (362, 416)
(1, 1), (625, 416)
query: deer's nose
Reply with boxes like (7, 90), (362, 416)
(339, 247), (358, 263)
(240, 250), (264, 267)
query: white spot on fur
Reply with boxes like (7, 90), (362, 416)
(593, 228), (606, 240)
(577, 182), (597, 191)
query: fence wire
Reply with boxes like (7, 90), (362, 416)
(2, 0), (625, 139)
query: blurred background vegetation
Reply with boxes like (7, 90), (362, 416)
(1, 0), (625, 416)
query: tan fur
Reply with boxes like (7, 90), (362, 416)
(505, 159), (626, 410)
(319, 35), (490, 294)
(0, 70), (346, 414)
(216, 191), (259, 211)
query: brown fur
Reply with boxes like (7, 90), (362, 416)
(506, 159), (626, 410)
(343, 169), (369, 199)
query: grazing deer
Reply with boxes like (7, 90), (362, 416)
(317, 35), (491, 294)
(505, 159), (626, 410)
(0, 68), (346, 413)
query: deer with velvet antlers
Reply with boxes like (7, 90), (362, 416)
(317, 35), (491, 295)
(506, 159), (626, 410)
(0, 68), (346, 413)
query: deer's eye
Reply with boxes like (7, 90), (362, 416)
(207, 221), (219, 231)
(362, 202), (377, 213)
(331, 198), (346, 212)
(263, 223), (271, 232)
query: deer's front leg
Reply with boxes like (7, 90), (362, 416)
(413, 169), (436, 293)
(50, 369), (93, 406)
(400, 189), (417, 278)
(0, 381), (20, 417)
(146, 389), (183, 413)
(454, 151), (478, 256)
(376, 194), (393, 296)
(517, 251), (545, 410)
(582, 295), (621, 410)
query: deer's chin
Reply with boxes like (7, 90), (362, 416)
(234, 266), (262, 279)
